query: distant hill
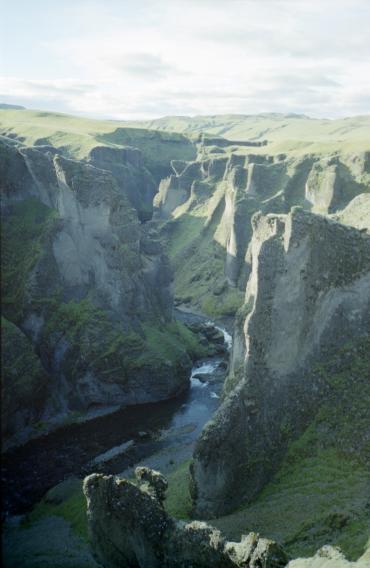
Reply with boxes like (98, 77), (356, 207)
(125, 112), (370, 154)
(0, 103), (26, 110)
(0, 108), (369, 156)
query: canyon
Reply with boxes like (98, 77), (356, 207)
(1, 109), (369, 567)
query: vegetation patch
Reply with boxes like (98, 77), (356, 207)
(212, 335), (370, 561)
(42, 300), (204, 384)
(164, 460), (192, 520)
(1, 197), (58, 323)
(22, 481), (88, 541)
(140, 321), (208, 366)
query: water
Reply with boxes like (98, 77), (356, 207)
(1, 322), (232, 516)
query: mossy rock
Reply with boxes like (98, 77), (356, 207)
(1, 317), (49, 440)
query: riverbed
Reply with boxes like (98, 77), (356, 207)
(1, 313), (232, 516)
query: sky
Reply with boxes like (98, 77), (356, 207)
(1, 0), (370, 120)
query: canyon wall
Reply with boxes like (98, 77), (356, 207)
(191, 208), (370, 517)
(155, 145), (369, 317)
(0, 137), (200, 447)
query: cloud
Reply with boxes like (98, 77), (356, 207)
(1, 0), (370, 118)
(111, 53), (176, 79)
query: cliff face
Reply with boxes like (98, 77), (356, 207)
(88, 145), (157, 221)
(0, 138), (197, 447)
(191, 208), (370, 517)
(155, 146), (369, 317)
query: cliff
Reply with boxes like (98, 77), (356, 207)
(191, 208), (370, 517)
(0, 138), (201, 448)
(155, 145), (369, 317)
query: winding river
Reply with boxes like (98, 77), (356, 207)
(2, 313), (232, 516)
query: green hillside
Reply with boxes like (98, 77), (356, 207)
(1, 109), (369, 160)
(0, 109), (196, 180)
(126, 113), (370, 155)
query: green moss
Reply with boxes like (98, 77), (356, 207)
(43, 300), (203, 384)
(1, 317), (48, 437)
(24, 482), (88, 541)
(201, 288), (244, 317)
(1, 317), (46, 395)
(164, 460), (192, 520)
(1, 197), (58, 323)
(166, 214), (206, 260)
(44, 299), (147, 383)
(141, 321), (207, 365)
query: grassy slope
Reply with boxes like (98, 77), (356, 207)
(0, 109), (196, 168)
(1, 110), (369, 161)
(125, 113), (370, 155)
(159, 170), (246, 317)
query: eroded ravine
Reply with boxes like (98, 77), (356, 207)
(2, 312), (232, 517)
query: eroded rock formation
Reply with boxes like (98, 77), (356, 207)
(191, 208), (370, 517)
(155, 145), (369, 318)
(83, 467), (288, 568)
(0, 138), (197, 446)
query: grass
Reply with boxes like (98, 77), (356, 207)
(213, 336), (370, 560)
(0, 109), (196, 178)
(163, 181), (246, 317)
(141, 320), (208, 365)
(23, 481), (88, 542)
(201, 287), (244, 317)
(213, 449), (370, 560)
(122, 112), (370, 155)
(41, 299), (205, 386)
(1, 197), (58, 323)
(164, 460), (193, 520)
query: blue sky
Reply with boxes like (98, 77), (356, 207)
(1, 0), (370, 119)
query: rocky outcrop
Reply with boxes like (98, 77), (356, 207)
(155, 161), (202, 218)
(191, 208), (370, 517)
(1, 317), (48, 441)
(304, 154), (369, 214)
(0, 138), (197, 446)
(83, 468), (288, 568)
(287, 545), (370, 567)
(335, 193), (370, 232)
(88, 145), (157, 221)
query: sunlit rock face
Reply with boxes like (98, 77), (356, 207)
(191, 207), (370, 517)
(154, 145), (369, 315)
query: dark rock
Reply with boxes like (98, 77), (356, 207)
(83, 470), (288, 568)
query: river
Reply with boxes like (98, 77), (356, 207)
(1, 313), (232, 516)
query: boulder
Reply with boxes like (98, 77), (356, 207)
(83, 469), (287, 568)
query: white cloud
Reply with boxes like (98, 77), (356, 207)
(1, 0), (370, 118)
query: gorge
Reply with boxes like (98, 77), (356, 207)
(1, 109), (370, 568)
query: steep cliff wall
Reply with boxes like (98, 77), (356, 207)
(191, 208), (370, 517)
(0, 138), (201, 447)
(156, 147), (369, 317)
